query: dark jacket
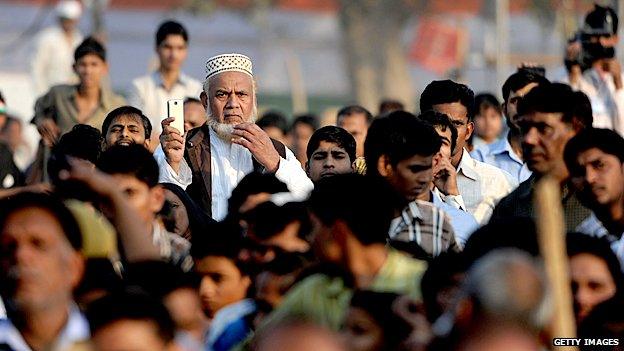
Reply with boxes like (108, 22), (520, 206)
(183, 124), (286, 218)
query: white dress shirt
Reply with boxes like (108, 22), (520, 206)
(155, 128), (314, 221)
(455, 149), (515, 224)
(30, 26), (83, 96)
(128, 71), (202, 137)
(0, 304), (89, 351)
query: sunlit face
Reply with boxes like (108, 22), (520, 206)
(110, 175), (164, 225)
(74, 53), (108, 89)
(570, 148), (624, 208)
(307, 141), (354, 182)
(518, 111), (576, 176)
(338, 113), (369, 158)
(184, 101), (207, 132)
(342, 307), (384, 351)
(434, 126), (453, 160)
(195, 255), (250, 318)
(506, 82), (539, 125)
(157, 34), (188, 72)
(204, 71), (256, 125)
(0, 207), (83, 312)
(432, 102), (472, 157)
(384, 154), (433, 202)
(570, 253), (617, 322)
(104, 115), (148, 150)
(163, 189), (190, 237)
(91, 319), (170, 351)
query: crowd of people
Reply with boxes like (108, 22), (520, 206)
(1, 1), (624, 350)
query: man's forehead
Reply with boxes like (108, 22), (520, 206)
(209, 71), (254, 89)
(432, 102), (468, 120)
(578, 147), (615, 164)
(111, 114), (143, 127)
(2, 207), (65, 242)
(313, 141), (346, 153)
(521, 111), (564, 123)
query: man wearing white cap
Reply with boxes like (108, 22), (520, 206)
(156, 54), (313, 220)
(30, 0), (83, 97)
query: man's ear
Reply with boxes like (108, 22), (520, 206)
(200, 91), (208, 109)
(501, 102), (508, 119)
(571, 117), (586, 133)
(465, 121), (475, 141)
(377, 155), (394, 177)
(72, 63), (78, 75)
(150, 185), (166, 214)
(305, 160), (310, 175)
(68, 251), (85, 290)
(143, 138), (151, 150)
(333, 219), (350, 246)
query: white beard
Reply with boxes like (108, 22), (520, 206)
(205, 104), (258, 143)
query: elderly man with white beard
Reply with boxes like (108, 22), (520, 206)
(155, 54), (313, 220)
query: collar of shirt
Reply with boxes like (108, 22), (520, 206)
(152, 71), (192, 89)
(389, 201), (424, 238)
(0, 303), (89, 351)
(489, 138), (524, 165)
(456, 149), (479, 181)
(66, 84), (114, 111)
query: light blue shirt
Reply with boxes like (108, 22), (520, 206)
(431, 190), (479, 247)
(471, 138), (532, 185)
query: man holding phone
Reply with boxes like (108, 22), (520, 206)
(562, 5), (624, 136)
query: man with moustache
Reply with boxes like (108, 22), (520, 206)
(156, 54), (312, 220)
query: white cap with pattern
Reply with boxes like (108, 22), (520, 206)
(55, 0), (82, 20)
(205, 53), (253, 80)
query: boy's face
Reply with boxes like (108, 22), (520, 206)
(195, 255), (250, 318)
(91, 319), (171, 351)
(306, 141), (353, 182)
(570, 147), (624, 208)
(104, 115), (148, 150)
(157, 34), (188, 72)
(74, 53), (108, 89)
(382, 154), (434, 202)
(110, 174), (164, 225)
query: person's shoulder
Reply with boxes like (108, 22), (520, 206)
(131, 74), (156, 90)
(470, 144), (491, 162)
(472, 157), (514, 182)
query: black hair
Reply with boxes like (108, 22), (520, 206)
(306, 125), (356, 162)
(227, 172), (288, 216)
(48, 124), (102, 196)
(564, 128), (624, 178)
(378, 99), (405, 115)
(97, 144), (159, 188)
(102, 106), (153, 140)
(160, 182), (215, 240)
(418, 110), (458, 153)
(420, 80), (475, 121)
(517, 83), (592, 128)
(257, 110), (289, 135)
(501, 70), (550, 102)
(567, 232), (624, 295)
(364, 110), (441, 178)
(291, 114), (319, 131)
(155, 20), (188, 47)
(337, 105), (374, 125)
(75, 258), (123, 299)
(307, 174), (402, 245)
(350, 290), (415, 350)
(190, 220), (249, 275)
(421, 252), (468, 323)
(584, 5), (618, 35)
(243, 201), (311, 242)
(74, 36), (106, 62)
(87, 287), (176, 343)
(0, 192), (82, 250)
(578, 296), (624, 348)
(124, 260), (201, 298)
(474, 93), (502, 116)
(0, 91), (4, 104)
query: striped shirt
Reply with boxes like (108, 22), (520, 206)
(388, 200), (460, 259)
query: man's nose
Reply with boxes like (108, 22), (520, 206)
(522, 127), (539, 146)
(225, 94), (240, 109)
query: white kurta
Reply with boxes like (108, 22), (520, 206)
(155, 128), (313, 220)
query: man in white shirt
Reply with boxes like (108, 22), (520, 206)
(128, 21), (202, 151)
(420, 80), (514, 224)
(30, 0), (83, 97)
(157, 53), (313, 220)
(0, 193), (89, 350)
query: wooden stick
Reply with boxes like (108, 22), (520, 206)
(534, 176), (577, 350)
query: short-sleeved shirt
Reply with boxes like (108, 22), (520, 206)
(32, 84), (126, 134)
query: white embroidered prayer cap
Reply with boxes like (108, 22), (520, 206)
(56, 0), (82, 20)
(205, 53), (253, 80)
